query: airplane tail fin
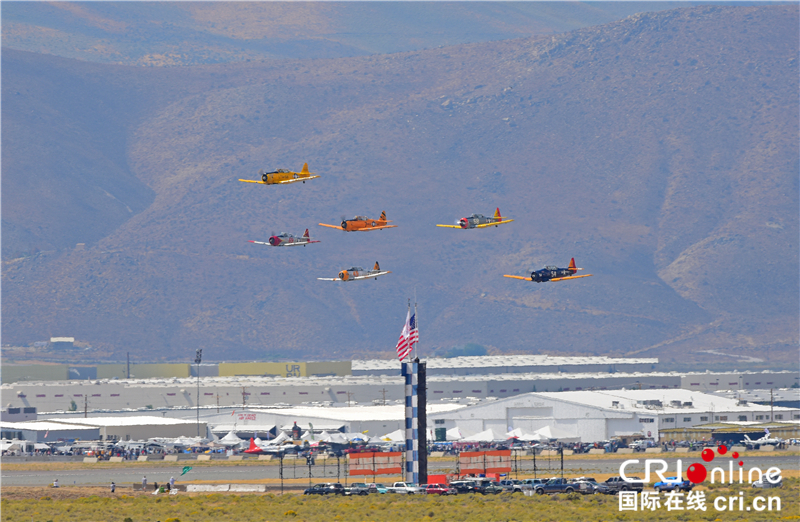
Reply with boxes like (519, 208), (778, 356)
(301, 163), (309, 173)
(248, 438), (258, 452)
(303, 229), (310, 238)
(744, 435), (752, 442)
(494, 207), (502, 220)
(380, 211), (387, 222)
(374, 261), (380, 271)
(568, 258), (577, 272)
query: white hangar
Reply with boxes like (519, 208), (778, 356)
(427, 389), (800, 442)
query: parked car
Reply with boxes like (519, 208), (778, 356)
(472, 480), (504, 495)
(498, 479), (521, 492)
(653, 477), (694, 493)
(573, 477), (613, 495)
(424, 483), (456, 495)
(533, 477), (577, 495)
(387, 482), (425, 495)
(368, 483), (389, 494)
(348, 482), (371, 496)
(304, 483), (345, 495)
(449, 481), (483, 494)
(604, 476), (644, 493)
(751, 471), (782, 489)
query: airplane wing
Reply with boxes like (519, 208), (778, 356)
(238, 179), (266, 184)
(317, 277), (342, 281)
(282, 240), (320, 246)
(247, 240), (270, 246)
(318, 223), (345, 230)
(436, 224), (463, 228)
(475, 219), (514, 228)
(360, 225), (397, 231)
(549, 274), (593, 282)
(276, 175), (320, 184)
(350, 271), (392, 281)
(503, 275), (530, 281)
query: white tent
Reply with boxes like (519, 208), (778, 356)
(264, 432), (290, 445)
(446, 427), (463, 441)
(218, 430), (245, 447)
(321, 432), (348, 444)
(381, 429), (405, 442)
(462, 428), (506, 442)
(533, 426), (580, 442)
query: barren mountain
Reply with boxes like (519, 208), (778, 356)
(2, 5), (798, 368)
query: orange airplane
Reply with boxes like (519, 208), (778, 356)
(238, 163), (319, 185)
(319, 211), (397, 232)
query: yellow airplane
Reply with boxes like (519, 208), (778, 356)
(436, 208), (514, 229)
(239, 163), (319, 185)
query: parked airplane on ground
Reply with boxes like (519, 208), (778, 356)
(504, 258), (592, 283)
(319, 211), (397, 232)
(239, 163), (319, 185)
(744, 429), (783, 447)
(436, 208), (513, 229)
(318, 262), (391, 282)
(248, 229), (320, 247)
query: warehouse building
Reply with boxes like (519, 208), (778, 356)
(426, 389), (800, 442)
(3, 369), (797, 414)
(0, 420), (99, 442)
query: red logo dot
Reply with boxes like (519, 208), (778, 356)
(687, 463), (707, 483)
(739, 461), (744, 466)
(732, 451), (739, 459)
(701, 448), (715, 462)
(717, 445), (727, 455)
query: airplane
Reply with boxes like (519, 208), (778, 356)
(317, 262), (391, 282)
(503, 258), (593, 283)
(238, 162), (319, 185)
(744, 429), (782, 447)
(248, 229), (320, 247)
(319, 211), (397, 232)
(244, 434), (291, 455)
(436, 208), (514, 229)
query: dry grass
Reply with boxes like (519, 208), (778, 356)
(2, 479), (797, 522)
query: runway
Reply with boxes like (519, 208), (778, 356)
(3, 454), (797, 487)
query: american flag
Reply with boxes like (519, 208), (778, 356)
(395, 310), (418, 361)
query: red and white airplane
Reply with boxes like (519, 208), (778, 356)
(248, 229), (320, 247)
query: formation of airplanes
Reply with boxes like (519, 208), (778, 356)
(240, 164), (592, 286)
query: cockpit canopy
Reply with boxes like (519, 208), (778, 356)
(544, 266), (558, 270)
(346, 267), (364, 272)
(351, 216), (368, 221)
(469, 214), (486, 219)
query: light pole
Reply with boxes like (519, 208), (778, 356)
(195, 349), (203, 437)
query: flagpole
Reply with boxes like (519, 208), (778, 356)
(414, 288), (418, 361)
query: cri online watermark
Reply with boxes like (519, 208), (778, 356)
(617, 444), (783, 513)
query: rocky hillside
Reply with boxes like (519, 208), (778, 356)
(2, 5), (797, 368)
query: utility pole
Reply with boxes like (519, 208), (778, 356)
(84, 394), (88, 418)
(770, 388), (774, 421)
(126, 352), (130, 379)
(346, 391), (355, 407)
(379, 388), (388, 406)
(242, 387), (248, 407)
(216, 394), (220, 414)
(195, 349), (203, 437)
